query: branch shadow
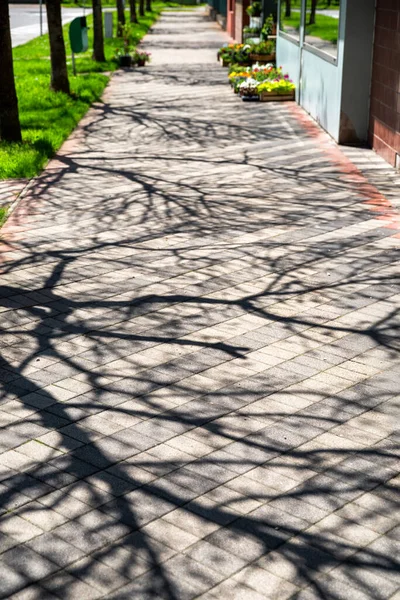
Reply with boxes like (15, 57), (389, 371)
(0, 10), (399, 600)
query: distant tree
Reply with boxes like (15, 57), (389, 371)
(129, 0), (138, 23)
(146, 0), (152, 11)
(139, 0), (145, 17)
(0, 0), (22, 142)
(116, 0), (126, 35)
(285, 0), (291, 18)
(46, 0), (70, 94)
(92, 0), (106, 61)
(309, 0), (318, 24)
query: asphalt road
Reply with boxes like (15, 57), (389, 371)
(9, 4), (89, 47)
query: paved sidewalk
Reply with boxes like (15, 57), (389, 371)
(1, 9), (400, 600)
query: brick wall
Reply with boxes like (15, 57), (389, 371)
(369, 0), (400, 167)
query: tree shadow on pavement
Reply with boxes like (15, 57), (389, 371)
(0, 24), (399, 600)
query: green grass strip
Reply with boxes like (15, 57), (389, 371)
(0, 2), (170, 181)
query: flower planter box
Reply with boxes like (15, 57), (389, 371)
(241, 95), (260, 101)
(249, 53), (276, 63)
(259, 90), (295, 102)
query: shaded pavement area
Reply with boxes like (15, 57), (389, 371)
(0, 9), (399, 600)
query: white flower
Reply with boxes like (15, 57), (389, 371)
(240, 77), (258, 89)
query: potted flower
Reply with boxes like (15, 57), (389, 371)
(115, 24), (134, 67)
(239, 77), (259, 101)
(246, 1), (262, 17)
(257, 77), (295, 101)
(228, 69), (251, 93)
(219, 43), (252, 67)
(132, 50), (151, 67)
(249, 40), (276, 62)
(246, 1), (262, 30)
(261, 14), (276, 40)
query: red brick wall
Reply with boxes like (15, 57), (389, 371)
(369, 0), (400, 166)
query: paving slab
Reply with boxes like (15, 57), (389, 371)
(0, 7), (399, 600)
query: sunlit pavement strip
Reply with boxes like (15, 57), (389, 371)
(0, 9), (399, 600)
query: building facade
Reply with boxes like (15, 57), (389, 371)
(211, 0), (400, 168)
(369, 0), (400, 167)
(276, 0), (400, 167)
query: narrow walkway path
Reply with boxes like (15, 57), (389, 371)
(0, 10), (399, 600)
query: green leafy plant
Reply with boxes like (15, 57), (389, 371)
(115, 23), (134, 56)
(250, 40), (276, 55)
(228, 62), (245, 74)
(261, 14), (275, 39)
(243, 26), (261, 34)
(219, 44), (252, 65)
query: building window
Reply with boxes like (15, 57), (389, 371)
(304, 0), (340, 58)
(279, 0), (301, 41)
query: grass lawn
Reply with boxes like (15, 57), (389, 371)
(282, 13), (339, 44)
(0, 2), (170, 180)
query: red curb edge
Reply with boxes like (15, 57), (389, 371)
(288, 103), (400, 237)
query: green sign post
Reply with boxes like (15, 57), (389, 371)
(69, 16), (88, 75)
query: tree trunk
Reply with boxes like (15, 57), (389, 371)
(285, 0), (291, 18)
(92, 0), (106, 61)
(129, 0), (138, 23)
(46, 0), (70, 94)
(139, 0), (145, 17)
(116, 0), (125, 35)
(0, 1), (22, 142)
(145, 0), (152, 11)
(309, 0), (317, 24)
